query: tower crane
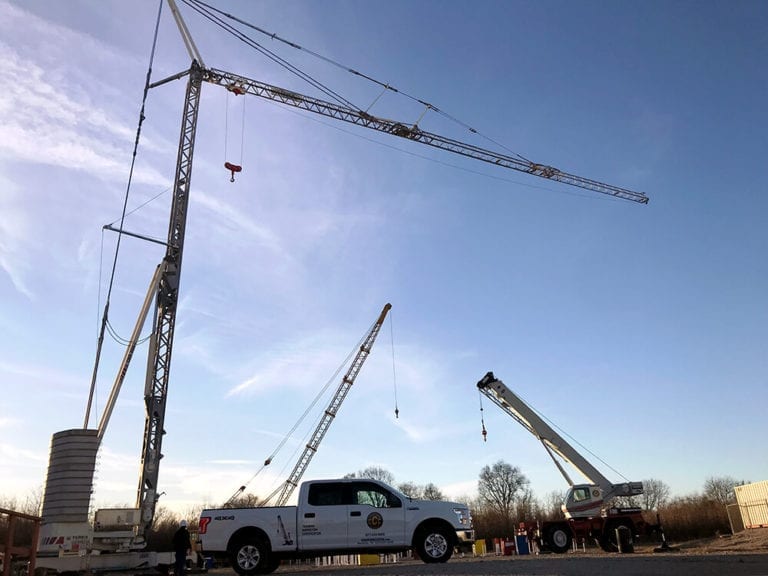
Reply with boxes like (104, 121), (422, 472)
(37, 2), (649, 570)
(144, 0), (648, 532)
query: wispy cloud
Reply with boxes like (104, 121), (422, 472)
(0, 172), (33, 298)
(0, 3), (173, 297)
(225, 335), (352, 397)
(0, 44), (147, 183)
(0, 417), (19, 429)
(0, 442), (47, 464)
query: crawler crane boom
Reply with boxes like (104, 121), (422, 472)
(266, 303), (392, 506)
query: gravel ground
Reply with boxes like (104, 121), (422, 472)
(269, 553), (768, 576)
(207, 529), (768, 576)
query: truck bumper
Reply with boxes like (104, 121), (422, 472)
(455, 529), (475, 543)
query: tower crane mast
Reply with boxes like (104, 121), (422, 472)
(136, 60), (205, 535)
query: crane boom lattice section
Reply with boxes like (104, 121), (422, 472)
(269, 303), (392, 506)
(203, 68), (648, 204)
(136, 62), (204, 536)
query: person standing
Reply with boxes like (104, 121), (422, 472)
(173, 519), (192, 576)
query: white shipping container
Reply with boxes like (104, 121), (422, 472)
(734, 480), (768, 529)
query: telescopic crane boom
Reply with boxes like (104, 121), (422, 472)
(477, 371), (643, 519)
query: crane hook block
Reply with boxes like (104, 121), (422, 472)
(227, 84), (245, 96)
(224, 162), (242, 182)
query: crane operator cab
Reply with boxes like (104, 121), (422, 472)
(562, 484), (604, 519)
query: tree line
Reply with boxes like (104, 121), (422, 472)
(0, 463), (748, 548)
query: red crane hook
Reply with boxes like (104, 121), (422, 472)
(224, 161), (242, 182)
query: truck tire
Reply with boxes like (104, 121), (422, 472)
(414, 524), (454, 563)
(229, 535), (271, 575)
(545, 525), (572, 554)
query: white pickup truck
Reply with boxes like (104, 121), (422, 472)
(198, 478), (474, 574)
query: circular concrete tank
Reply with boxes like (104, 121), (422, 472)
(40, 429), (100, 523)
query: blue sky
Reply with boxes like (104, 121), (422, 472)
(1, 0), (766, 514)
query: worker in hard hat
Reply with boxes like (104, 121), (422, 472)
(173, 519), (192, 576)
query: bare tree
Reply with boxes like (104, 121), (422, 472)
(704, 476), (744, 505)
(422, 483), (445, 501)
(395, 481), (446, 501)
(478, 460), (529, 532)
(513, 486), (537, 522)
(640, 478), (671, 511)
(345, 466), (395, 485)
(223, 492), (262, 509)
(613, 478), (671, 511)
(540, 489), (567, 520)
(397, 481), (422, 498)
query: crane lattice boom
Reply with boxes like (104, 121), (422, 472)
(265, 303), (392, 506)
(203, 68), (648, 204)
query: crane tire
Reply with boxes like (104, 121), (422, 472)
(545, 525), (573, 554)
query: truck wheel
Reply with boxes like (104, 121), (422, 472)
(415, 525), (454, 563)
(229, 536), (271, 575)
(545, 525), (572, 554)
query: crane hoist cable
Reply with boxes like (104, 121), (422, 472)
(389, 309), (399, 418)
(224, 87), (246, 181)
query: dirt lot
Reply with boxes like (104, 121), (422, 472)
(255, 528), (768, 576)
(661, 526), (768, 554)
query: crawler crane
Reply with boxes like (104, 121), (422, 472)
(477, 372), (650, 553)
(36, 0), (649, 572)
(225, 303), (392, 508)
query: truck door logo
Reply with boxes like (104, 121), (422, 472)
(367, 512), (383, 529)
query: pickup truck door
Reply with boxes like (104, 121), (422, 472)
(299, 482), (348, 550)
(346, 481), (406, 548)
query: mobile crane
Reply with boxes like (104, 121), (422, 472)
(477, 371), (649, 553)
(36, 0), (648, 571)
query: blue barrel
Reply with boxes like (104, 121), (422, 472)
(515, 534), (529, 555)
